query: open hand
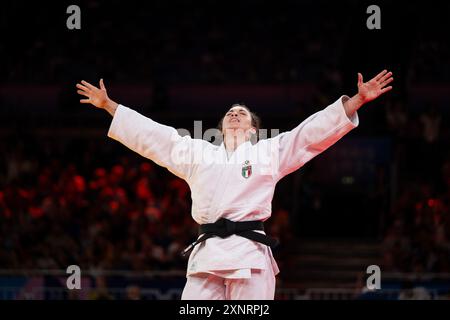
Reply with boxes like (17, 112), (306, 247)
(357, 70), (393, 103)
(76, 79), (111, 109)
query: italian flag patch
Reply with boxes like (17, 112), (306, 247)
(241, 160), (252, 179)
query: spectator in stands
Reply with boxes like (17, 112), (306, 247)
(125, 285), (142, 300)
(88, 276), (114, 300)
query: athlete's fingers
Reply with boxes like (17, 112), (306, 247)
(379, 71), (393, 83)
(381, 77), (394, 87)
(100, 78), (106, 90)
(76, 83), (91, 92)
(381, 86), (393, 94)
(357, 73), (363, 86)
(81, 80), (97, 90)
(374, 69), (388, 81)
(80, 99), (91, 103)
(77, 90), (90, 97)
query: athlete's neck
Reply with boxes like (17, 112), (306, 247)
(223, 132), (249, 152)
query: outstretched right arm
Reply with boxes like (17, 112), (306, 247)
(76, 79), (196, 181)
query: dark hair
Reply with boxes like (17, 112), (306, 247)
(217, 103), (261, 142)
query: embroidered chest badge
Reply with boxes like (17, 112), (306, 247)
(241, 160), (252, 179)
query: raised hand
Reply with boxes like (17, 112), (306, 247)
(342, 70), (394, 118)
(357, 70), (393, 103)
(76, 79), (118, 116)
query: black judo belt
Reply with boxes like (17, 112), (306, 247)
(181, 218), (279, 256)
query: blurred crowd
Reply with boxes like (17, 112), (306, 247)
(0, 144), (193, 271)
(380, 101), (450, 273)
(381, 172), (450, 273)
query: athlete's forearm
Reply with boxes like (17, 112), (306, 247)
(343, 93), (365, 119)
(104, 99), (119, 117)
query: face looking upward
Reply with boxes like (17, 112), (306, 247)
(221, 105), (256, 139)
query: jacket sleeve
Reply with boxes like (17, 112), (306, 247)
(107, 104), (197, 181)
(271, 96), (359, 181)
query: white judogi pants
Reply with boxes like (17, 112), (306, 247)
(181, 267), (276, 300)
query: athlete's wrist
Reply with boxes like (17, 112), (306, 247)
(105, 99), (119, 116)
(343, 93), (364, 118)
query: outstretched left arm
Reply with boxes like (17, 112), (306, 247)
(343, 70), (394, 118)
(270, 69), (393, 180)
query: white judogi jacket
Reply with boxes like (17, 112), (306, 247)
(107, 96), (359, 277)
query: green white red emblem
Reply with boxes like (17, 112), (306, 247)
(242, 160), (252, 178)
